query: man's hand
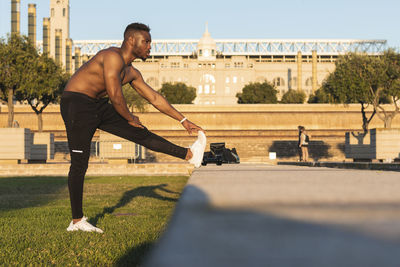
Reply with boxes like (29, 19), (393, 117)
(182, 119), (204, 134)
(128, 115), (144, 128)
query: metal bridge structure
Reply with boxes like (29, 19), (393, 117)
(37, 39), (387, 56)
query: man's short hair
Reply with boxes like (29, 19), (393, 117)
(124, 23), (150, 39)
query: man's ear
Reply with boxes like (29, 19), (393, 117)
(129, 35), (135, 46)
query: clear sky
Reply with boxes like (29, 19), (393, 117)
(1, 0), (399, 48)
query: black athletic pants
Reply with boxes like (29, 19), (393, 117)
(60, 91), (187, 219)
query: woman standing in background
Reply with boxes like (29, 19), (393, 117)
(299, 126), (310, 162)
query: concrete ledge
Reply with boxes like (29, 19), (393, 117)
(0, 163), (193, 176)
(278, 161), (400, 171)
(144, 164), (400, 267)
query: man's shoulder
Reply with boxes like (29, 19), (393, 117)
(99, 47), (123, 60)
(99, 47), (125, 66)
(102, 47), (121, 54)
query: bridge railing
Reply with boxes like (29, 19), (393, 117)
(36, 39), (387, 56)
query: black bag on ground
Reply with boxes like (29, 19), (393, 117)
(202, 142), (240, 165)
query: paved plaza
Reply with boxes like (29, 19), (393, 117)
(145, 164), (400, 267)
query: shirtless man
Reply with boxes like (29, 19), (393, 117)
(60, 23), (206, 233)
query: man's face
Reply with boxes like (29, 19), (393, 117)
(132, 31), (152, 61)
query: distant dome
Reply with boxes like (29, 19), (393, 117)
(197, 23), (216, 61)
(198, 23), (216, 47)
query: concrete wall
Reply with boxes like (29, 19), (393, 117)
(0, 128), (31, 160)
(1, 104), (399, 162)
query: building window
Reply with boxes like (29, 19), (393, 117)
(63, 8), (66, 17)
(204, 85), (210, 94)
(248, 63), (253, 68)
(203, 74), (215, 84)
(171, 62), (180, 68)
(51, 8), (54, 17)
(198, 85), (203, 94)
(199, 49), (202, 56)
(225, 77), (230, 83)
(273, 77), (285, 87)
(200, 74), (215, 95)
(234, 62), (243, 68)
(184, 63), (189, 68)
(212, 49), (215, 56)
(212, 63), (215, 68)
(305, 77), (313, 86)
(233, 76), (237, 83)
(225, 63), (230, 68)
(198, 63), (202, 68)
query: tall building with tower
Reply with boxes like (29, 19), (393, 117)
(28, 4), (36, 46)
(42, 17), (50, 54)
(47, 0), (70, 67)
(10, 0), (71, 70)
(11, 0), (20, 34)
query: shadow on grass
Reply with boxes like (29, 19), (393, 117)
(115, 241), (153, 267)
(91, 184), (179, 225)
(0, 176), (67, 212)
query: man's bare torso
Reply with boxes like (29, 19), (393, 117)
(64, 47), (131, 99)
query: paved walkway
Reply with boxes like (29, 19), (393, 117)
(144, 164), (400, 267)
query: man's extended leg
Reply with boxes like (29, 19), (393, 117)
(98, 102), (205, 164)
(98, 103), (186, 158)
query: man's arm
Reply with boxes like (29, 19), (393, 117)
(128, 67), (203, 134)
(104, 52), (143, 128)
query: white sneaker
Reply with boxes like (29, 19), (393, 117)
(189, 131), (207, 168)
(66, 216), (104, 233)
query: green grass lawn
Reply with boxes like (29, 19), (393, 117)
(0, 175), (189, 266)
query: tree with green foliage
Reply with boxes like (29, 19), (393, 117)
(122, 83), (148, 112)
(307, 88), (330, 103)
(280, 89), (306, 104)
(321, 52), (381, 135)
(377, 50), (400, 128)
(158, 82), (196, 104)
(322, 51), (399, 132)
(15, 54), (69, 132)
(236, 81), (278, 104)
(0, 34), (38, 127)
